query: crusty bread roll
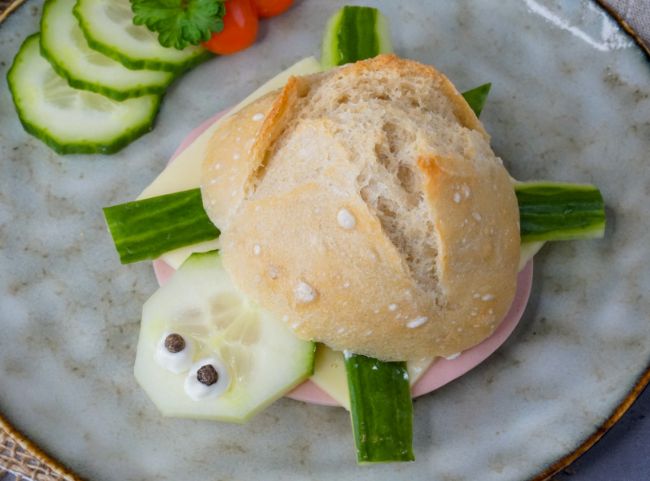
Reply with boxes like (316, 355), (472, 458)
(201, 55), (520, 361)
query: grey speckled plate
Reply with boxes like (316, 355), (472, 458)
(1, 1), (649, 480)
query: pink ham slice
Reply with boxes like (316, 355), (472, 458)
(152, 110), (534, 407)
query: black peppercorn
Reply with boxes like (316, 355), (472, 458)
(197, 364), (219, 386)
(164, 333), (186, 353)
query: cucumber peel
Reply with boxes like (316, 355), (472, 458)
(7, 34), (162, 155)
(103, 189), (220, 263)
(74, 0), (213, 73)
(321, 6), (392, 69)
(516, 181), (606, 242)
(345, 353), (414, 463)
(462, 82), (491, 117)
(40, 0), (175, 101)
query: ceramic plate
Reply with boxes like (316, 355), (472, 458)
(1, 1), (649, 480)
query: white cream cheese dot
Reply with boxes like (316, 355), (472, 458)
(336, 208), (356, 229)
(252, 113), (264, 121)
(406, 316), (429, 329)
(253, 244), (261, 256)
(445, 352), (461, 361)
(481, 294), (495, 301)
(154, 332), (193, 374)
(294, 281), (317, 304)
(388, 303), (398, 311)
(453, 192), (462, 203)
(184, 358), (230, 401)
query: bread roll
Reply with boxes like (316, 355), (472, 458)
(202, 54), (520, 361)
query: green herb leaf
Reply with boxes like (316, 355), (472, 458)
(130, 0), (226, 50)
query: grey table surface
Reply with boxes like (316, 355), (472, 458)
(0, 1), (649, 481)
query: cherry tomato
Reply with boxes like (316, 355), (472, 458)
(252, 0), (294, 18)
(203, 0), (259, 55)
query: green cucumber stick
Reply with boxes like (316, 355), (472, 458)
(344, 353), (414, 463)
(103, 189), (219, 264)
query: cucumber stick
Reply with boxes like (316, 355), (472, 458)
(104, 182), (605, 264)
(462, 83), (492, 117)
(344, 353), (414, 463)
(74, 0), (212, 72)
(41, 0), (174, 101)
(103, 189), (220, 264)
(7, 34), (161, 155)
(516, 181), (605, 242)
(321, 6), (392, 68)
(135, 251), (315, 422)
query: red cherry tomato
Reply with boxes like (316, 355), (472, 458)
(252, 0), (294, 18)
(203, 0), (259, 55)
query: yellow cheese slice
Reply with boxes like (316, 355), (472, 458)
(311, 345), (434, 410)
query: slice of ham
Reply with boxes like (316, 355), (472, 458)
(152, 110), (534, 408)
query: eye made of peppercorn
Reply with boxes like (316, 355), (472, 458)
(154, 332), (194, 373)
(184, 357), (231, 401)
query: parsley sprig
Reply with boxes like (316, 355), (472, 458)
(130, 0), (226, 50)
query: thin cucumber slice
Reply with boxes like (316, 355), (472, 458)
(134, 251), (315, 422)
(462, 82), (492, 117)
(103, 189), (220, 264)
(321, 6), (392, 69)
(74, 0), (212, 72)
(345, 353), (414, 463)
(41, 0), (174, 101)
(7, 34), (161, 155)
(516, 181), (606, 242)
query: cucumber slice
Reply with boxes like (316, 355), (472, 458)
(134, 251), (315, 422)
(103, 189), (220, 264)
(41, 0), (174, 101)
(321, 6), (392, 69)
(7, 34), (161, 155)
(74, 0), (212, 72)
(345, 353), (414, 463)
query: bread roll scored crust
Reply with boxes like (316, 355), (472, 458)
(202, 55), (520, 361)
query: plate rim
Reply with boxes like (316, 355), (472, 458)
(2, 365), (650, 480)
(1, 0), (649, 479)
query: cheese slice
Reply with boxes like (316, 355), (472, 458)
(311, 345), (433, 410)
(138, 56), (323, 201)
